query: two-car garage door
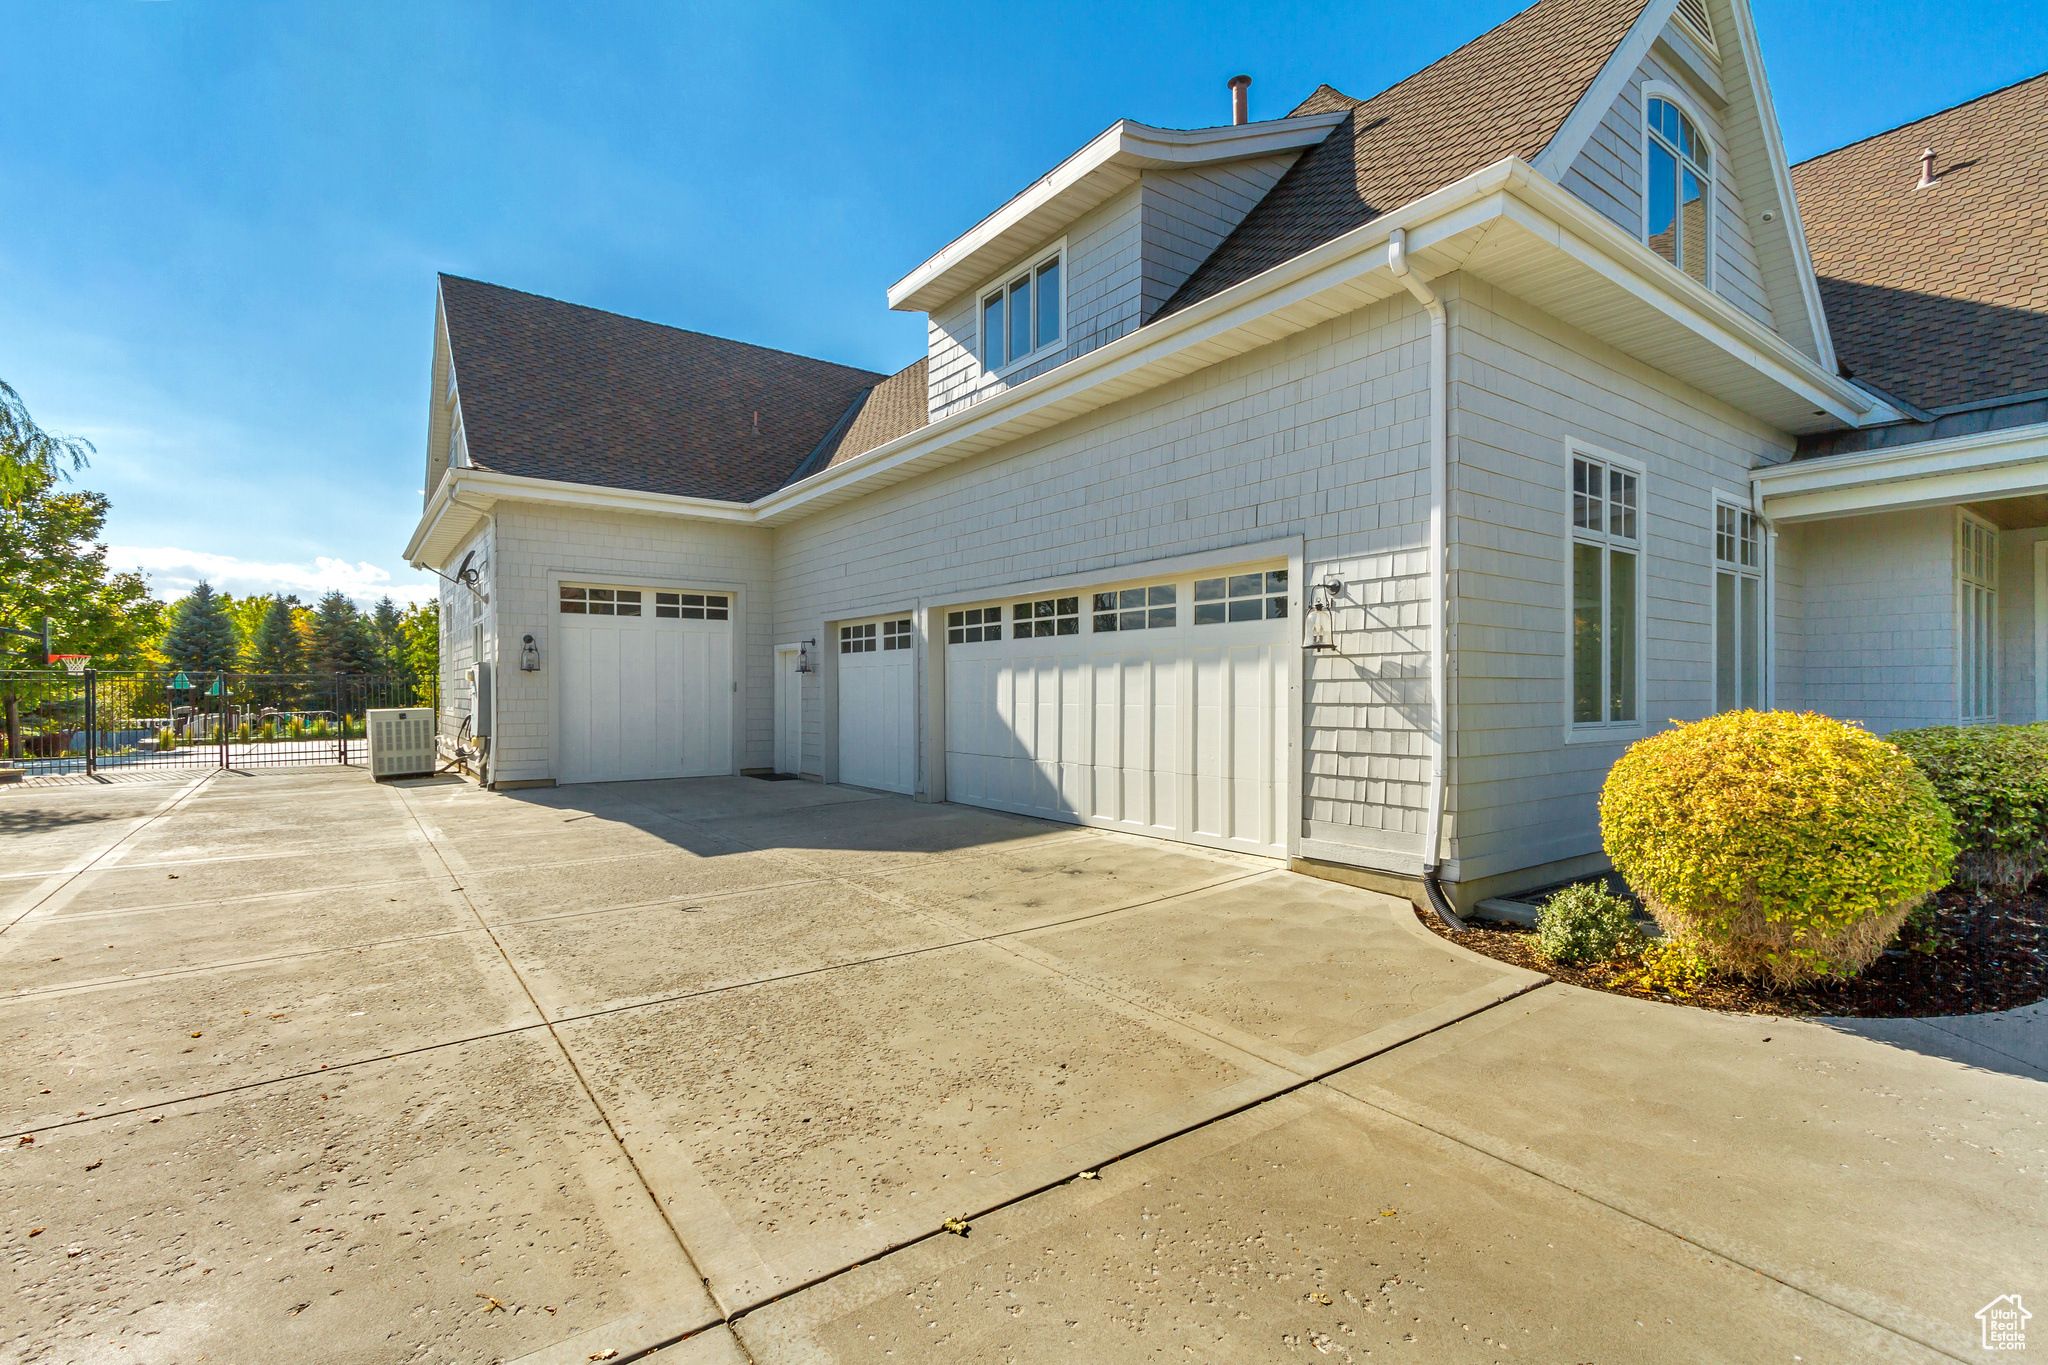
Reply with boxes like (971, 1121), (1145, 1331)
(556, 583), (732, 784)
(943, 565), (1293, 858)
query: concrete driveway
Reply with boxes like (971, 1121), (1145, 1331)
(1, 769), (2040, 1364)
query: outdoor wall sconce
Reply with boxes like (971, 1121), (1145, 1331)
(519, 634), (540, 672)
(1305, 578), (1345, 653)
(797, 638), (817, 674)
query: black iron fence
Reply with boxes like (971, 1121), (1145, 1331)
(0, 670), (435, 777)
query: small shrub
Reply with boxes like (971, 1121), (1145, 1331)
(311, 717), (332, 739)
(236, 721), (252, 742)
(1534, 882), (1644, 965)
(1888, 724), (2048, 895)
(259, 721), (277, 742)
(156, 727), (176, 752)
(1601, 710), (1956, 988)
(1620, 937), (1716, 996)
(287, 718), (305, 740)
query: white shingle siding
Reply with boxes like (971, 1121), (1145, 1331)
(1139, 156), (1299, 319)
(1445, 277), (1789, 880)
(476, 504), (774, 784)
(436, 522), (494, 744)
(1559, 50), (1776, 333)
(1998, 528), (2045, 723)
(1775, 508), (1958, 734)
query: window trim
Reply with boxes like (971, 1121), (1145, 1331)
(1640, 82), (1715, 290)
(1711, 492), (1768, 713)
(1562, 439), (1649, 743)
(1957, 508), (1999, 723)
(975, 237), (1068, 379)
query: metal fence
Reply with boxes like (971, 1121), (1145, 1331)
(0, 670), (435, 778)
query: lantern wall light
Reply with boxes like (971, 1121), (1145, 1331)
(1305, 578), (1345, 653)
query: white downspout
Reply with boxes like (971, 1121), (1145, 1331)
(1388, 228), (1461, 928)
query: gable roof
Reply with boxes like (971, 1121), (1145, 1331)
(1156, 0), (1653, 319)
(439, 274), (888, 503)
(1791, 72), (2048, 414)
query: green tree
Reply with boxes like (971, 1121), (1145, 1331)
(309, 590), (381, 676)
(248, 595), (304, 673)
(0, 378), (92, 508)
(0, 466), (164, 667)
(370, 595), (403, 672)
(398, 600), (439, 697)
(161, 581), (240, 674)
(224, 593), (269, 661)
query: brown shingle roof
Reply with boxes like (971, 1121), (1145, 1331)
(1792, 73), (2048, 413)
(809, 357), (930, 476)
(440, 274), (889, 503)
(1156, 0), (1651, 319)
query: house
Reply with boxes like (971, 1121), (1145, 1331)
(402, 0), (2048, 912)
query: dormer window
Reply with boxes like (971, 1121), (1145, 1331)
(1645, 95), (1711, 287)
(980, 245), (1064, 374)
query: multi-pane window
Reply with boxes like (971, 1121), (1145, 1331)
(1960, 514), (1998, 722)
(1714, 504), (1764, 712)
(1012, 596), (1080, 638)
(840, 622), (876, 653)
(1093, 585), (1177, 632)
(883, 618), (912, 650)
(945, 607), (1002, 644)
(1194, 571), (1289, 625)
(1570, 454), (1640, 727)
(982, 251), (1063, 372)
(1646, 96), (1711, 287)
(655, 592), (729, 620)
(559, 586), (642, 617)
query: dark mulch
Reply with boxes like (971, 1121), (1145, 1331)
(1421, 886), (2048, 1018)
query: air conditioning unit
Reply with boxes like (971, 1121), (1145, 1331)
(366, 707), (436, 779)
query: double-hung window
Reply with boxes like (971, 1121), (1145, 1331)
(1959, 512), (1998, 721)
(1645, 95), (1711, 287)
(981, 247), (1063, 374)
(1569, 451), (1641, 729)
(1714, 503), (1765, 711)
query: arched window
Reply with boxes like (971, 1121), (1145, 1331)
(1645, 95), (1711, 286)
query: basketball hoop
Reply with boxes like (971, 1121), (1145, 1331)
(51, 654), (91, 675)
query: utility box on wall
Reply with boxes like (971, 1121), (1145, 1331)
(367, 708), (436, 780)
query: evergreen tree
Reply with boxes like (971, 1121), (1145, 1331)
(161, 581), (239, 674)
(371, 596), (403, 672)
(249, 595), (304, 673)
(309, 591), (381, 676)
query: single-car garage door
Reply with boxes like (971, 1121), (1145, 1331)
(837, 615), (916, 794)
(557, 583), (732, 784)
(943, 565), (1292, 858)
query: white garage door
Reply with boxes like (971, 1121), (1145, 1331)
(556, 584), (732, 784)
(837, 615), (916, 794)
(944, 565), (1293, 858)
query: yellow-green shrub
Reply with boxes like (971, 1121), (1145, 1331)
(1888, 724), (2048, 895)
(1600, 710), (1956, 987)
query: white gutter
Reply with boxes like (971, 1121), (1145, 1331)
(1751, 421), (2048, 523)
(1387, 228), (1460, 927)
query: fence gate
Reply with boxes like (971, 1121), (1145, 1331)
(0, 671), (433, 779)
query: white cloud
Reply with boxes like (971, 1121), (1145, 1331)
(109, 546), (435, 607)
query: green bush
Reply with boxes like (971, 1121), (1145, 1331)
(259, 721), (277, 742)
(1887, 724), (2048, 895)
(1534, 882), (1644, 965)
(236, 721), (252, 742)
(287, 718), (304, 740)
(311, 717), (331, 739)
(156, 727), (176, 751)
(1601, 710), (1956, 987)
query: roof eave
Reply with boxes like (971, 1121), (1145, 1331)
(886, 112), (1348, 313)
(1754, 419), (2048, 523)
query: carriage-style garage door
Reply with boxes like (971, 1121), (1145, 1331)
(837, 615), (917, 794)
(943, 564), (1293, 858)
(556, 583), (732, 784)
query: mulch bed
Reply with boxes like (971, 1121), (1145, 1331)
(1420, 886), (2048, 1018)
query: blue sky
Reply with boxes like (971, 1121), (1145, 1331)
(0, 0), (2039, 605)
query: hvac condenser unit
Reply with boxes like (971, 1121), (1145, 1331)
(366, 707), (436, 780)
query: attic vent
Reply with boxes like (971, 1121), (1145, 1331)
(1673, 0), (1715, 49)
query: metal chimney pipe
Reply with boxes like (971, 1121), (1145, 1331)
(1229, 74), (1251, 126)
(1917, 147), (1939, 189)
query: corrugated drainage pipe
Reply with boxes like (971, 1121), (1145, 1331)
(1388, 227), (1464, 932)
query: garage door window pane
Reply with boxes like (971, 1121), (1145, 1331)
(616, 591), (641, 617)
(883, 618), (912, 650)
(1095, 584), (1176, 632)
(560, 587), (587, 614)
(947, 606), (1001, 644)
(1195, 572), (1289, 626)
(1013, 597), (1078, 638)
(588, 588), (614, 616)
(840, 623), (877, 653)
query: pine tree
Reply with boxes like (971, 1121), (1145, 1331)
(371, 596), (403, 672)
(249, 595), (304, 673)
(310, 591), (382, 676)
(161, 581), (239, 674)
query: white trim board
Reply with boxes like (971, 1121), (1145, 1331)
(1753, 422), (2048, 523)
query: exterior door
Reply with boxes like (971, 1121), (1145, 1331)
(943, 564), (1292, 857)
(556, 583), (732, 784)
(836, 616), (916, 794)
(776, 645), (804, 775)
